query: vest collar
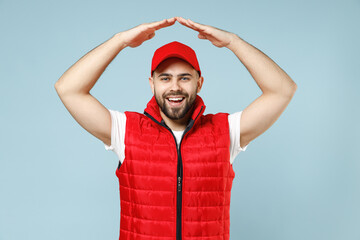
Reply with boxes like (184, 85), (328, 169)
(144, 95), (206, 127)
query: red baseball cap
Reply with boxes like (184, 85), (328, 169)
(151, 41), (201, 77)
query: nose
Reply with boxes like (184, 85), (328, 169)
(169, 79), (182, 92)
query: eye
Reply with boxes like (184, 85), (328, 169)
(161, 77), (170, 81)
(180, 77), (190, 81)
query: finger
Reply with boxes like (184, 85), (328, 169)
(148, 32), (155, 39)
(145, 20), (164, 31)
(176, 16), (194, 27)
(179, 21), (198, 31)
(163, 17), (176, 26)
(151, 21), (175, 31)
(198, 34), (207, 39)
(187, 19), (207, 32)
(148, 20), (167, 29)
(167, 17), (176, 22)
(176, 16), (200, 31)
(149, 18), (176, 30)
(180, 17), (206, 33)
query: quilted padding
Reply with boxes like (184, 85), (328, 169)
(115, 95), (235, 240)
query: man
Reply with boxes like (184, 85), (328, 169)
(55, 16), (297, 240)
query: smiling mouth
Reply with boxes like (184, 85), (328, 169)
(166, 97), (185, 106)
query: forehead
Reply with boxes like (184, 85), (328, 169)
(155, 57), (195, 74)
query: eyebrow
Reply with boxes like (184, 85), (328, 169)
(157, 73), (193, 77)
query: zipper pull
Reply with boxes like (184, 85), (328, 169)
(178, 176), (182, 192)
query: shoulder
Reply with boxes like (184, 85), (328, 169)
(125, 111), (161, 130)
(228, 111), (243, 123)
(108, 109), (126, 118)
(197, 112), (230, 132)
(201, 112), (229, 122)
(124, 111), (141, 117)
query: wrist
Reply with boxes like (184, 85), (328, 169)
(226, 33), (241, 50)
(113, 32), (128, 49)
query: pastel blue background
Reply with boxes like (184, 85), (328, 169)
(1, 0), (359, 239)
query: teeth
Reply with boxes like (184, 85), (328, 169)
(168, 97), (183, 101)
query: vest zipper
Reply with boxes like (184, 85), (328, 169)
(144, 106), (204, 240)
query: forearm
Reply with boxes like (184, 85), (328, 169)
(55, 33), (127, 95)
(227, 34), (297, 96)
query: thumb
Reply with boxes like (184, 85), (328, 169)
(198, 34), (207, 39)
(148, 32), (156, 39)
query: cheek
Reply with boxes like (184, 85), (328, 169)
(191, 82), (199, 93)
(154, 84), (167, 96)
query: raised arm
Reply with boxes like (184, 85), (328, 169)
(54, 17), (176, 146)
(176, 17), (297, 149)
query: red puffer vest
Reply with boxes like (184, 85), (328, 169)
(115, 95), (235, 240)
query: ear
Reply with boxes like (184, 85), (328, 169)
(149, 76), (155, 95)
(196, 76), (204, 93)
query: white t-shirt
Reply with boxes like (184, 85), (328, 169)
(104, 110), (249, 165)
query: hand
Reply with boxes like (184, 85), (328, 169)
(119, 17), (176, 48)
(175, 16), (237, 48)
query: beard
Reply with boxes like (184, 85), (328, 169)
(154, 88), (197, 120)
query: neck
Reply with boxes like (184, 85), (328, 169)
(159, 107), (193, 131)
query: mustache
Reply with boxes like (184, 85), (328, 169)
(163, 91), (189, 98)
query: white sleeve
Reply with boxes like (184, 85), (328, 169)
(104, 109), (126, 163)
(228, 111), (249, 164)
